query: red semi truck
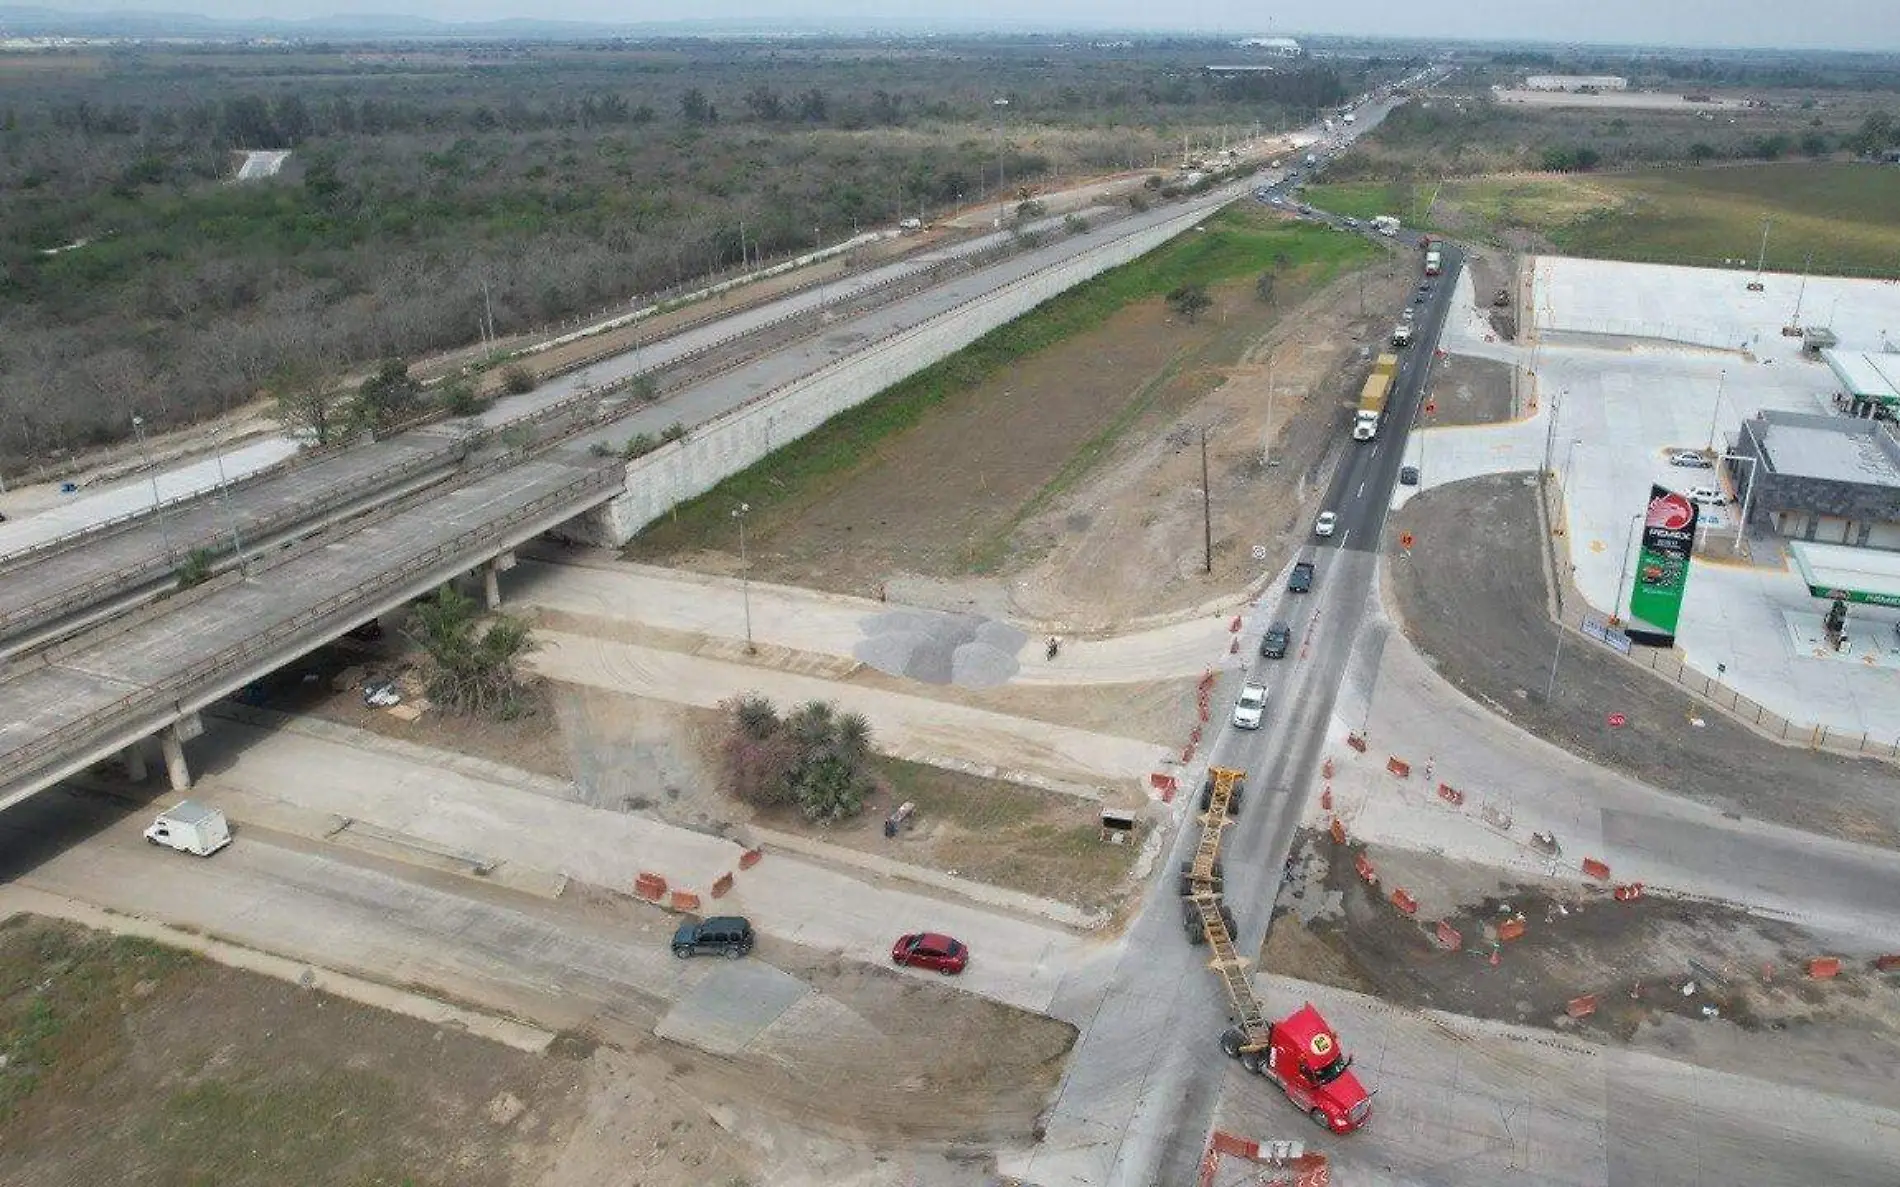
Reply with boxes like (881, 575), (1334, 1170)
(1187, 769), (1374, 1134)
(1221, 1004), (1373, 1134)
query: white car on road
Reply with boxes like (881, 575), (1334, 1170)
(1314, 511), (1338, 538)
(1231, 683), (1269, 730)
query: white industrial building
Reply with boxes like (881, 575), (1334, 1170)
(1524, 75), (1629, 92)
(1236, 37), (1302, 57)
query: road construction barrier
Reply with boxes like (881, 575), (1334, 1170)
(1320, 786), (1332, 810)
(1322, 758), (1334, 780)
(1386, 756), (1411, 778)
(739, 847), (764, 870)
(1581, 858), (1611, 881)
(634, 872), (668, 900)
(1437, 783), (1465, 807)
(1198, 701), (1210, 723)
(1346, 732), (1368, 753)
(669, 890), (702, 912)
(1150, 773), (1179, 793)
(710, 872), (735, 899)
(1567, 994), (1599, 1019)
(1190, 726), (1203, 745)
(1613, 882), (1645, 902)
(1435, 920), (1462, 950)
(1229, 616), (1243, 633)
(1354, 853), (1377, 885)
(1876, 954), (1900, 972)
(1182, 745), (1195, 763)
(1229, 638), (1240, 654)
(1497, 918), (1527, 942)
(1200, 670), (1217, 692)
(1391, 888), (1419, 915)
(1808, 956), (1843, 980)
(1330, 818), (1348, 845)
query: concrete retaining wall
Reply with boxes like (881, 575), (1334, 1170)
(583, 199), (1227, 544)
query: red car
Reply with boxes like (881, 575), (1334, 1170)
(891, 932), (968, 975)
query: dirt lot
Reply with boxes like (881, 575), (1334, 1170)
(1419, 354), (1516, 427)
(1386, 474), (1900, 847)
(661, 244), (1415, 631)
(0, 916), (584, 1187)
(554, 685), (1141, 911)
(1263, 833), (1900, 1110)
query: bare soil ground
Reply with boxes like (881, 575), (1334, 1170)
(1386, 473), (1900, 847)
(1419, 354), (1516, 427)
(241, 631), (574, 782)
(680, 247), (1415, 632)
(1460, 250), (1521, 342)
(0, 916), (584, 1187)
(1262, 833), (1900, 1110)
(553, 686), (1139, 910)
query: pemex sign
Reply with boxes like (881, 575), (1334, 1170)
(1626, 485), (1698, 647)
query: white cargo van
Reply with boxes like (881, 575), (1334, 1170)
(144, 801), (232, 857)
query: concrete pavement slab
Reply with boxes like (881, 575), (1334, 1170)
(529, 629), (1169, 795)
(654, 960), (811, 1056)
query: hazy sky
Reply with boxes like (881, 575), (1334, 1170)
(39, 0), (1900, 51)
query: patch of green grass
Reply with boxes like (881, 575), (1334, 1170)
(1302, 181), (1436, 225)
(872, 755), (1043, 829)
(0, 918), (196, 1123)
(1547, 164), (1900, 276)
(631, 206), (1376, 558)
(150, 1073), (432, 1187)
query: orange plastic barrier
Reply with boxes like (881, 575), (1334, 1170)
(1437, 783), (1465, 806)
(633, 872), (668, 901)
(1181, 745), (1195, 763)
(1581, 858), (1611, 881)
(1199, 670), (1217, 691)
(1808, 956), (1843, 980)
(1613, 882), (1645, 902)
(738, 847), (764, 870)
(1354, 853), (1377, 885)
(1567, 994), (1599, 1019)
(1320, 786), (1332, 811)
(1322, 758), (1335, 780)
(1391, 888), (1419, 915)
(1386, 756), (1411, 778)
(710, 873), (735, 899)
(1346, 732), (1368, 753)
(1329, 818), (1348, 846)
(1210, 1131), (1259, 1158)
(1497, 918), (1527, 942)
(1435, 920), (1462, 950)
(1150, 773), (1178, 793)
(669, 890), (701, 912)
(1876, 954), (1900, 972)
(1229, 638), (1240, 654)
(1229, 616), (1243, 633)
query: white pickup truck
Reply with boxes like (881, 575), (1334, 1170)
(145, 801), (232, 857)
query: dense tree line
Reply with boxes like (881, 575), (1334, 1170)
(0, 42), (1379, 467)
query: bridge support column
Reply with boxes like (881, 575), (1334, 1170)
(482, 550), (517, 611)
(160, 727), (192, 792)
(121, 741), (148, 783)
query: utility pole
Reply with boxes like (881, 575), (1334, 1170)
(1790, 253), (1813, 328)
(1753, 217), (1772, 286)
(1611, 512), (1642, 626)
(1706, 369), (1727, 452)
(1201, 428), (1213, 575)
(732, 502), (756, 655)
(479, 276), (496, 346)
(1262, 360), (1279, 469)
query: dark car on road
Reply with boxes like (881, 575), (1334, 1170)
(672, 916), (755, 960)
(1399, 465), (1420, 486)
(1288, 561), (1315, 593)
(892, 932), (968, 974)
(1260, 621), (1292, 659)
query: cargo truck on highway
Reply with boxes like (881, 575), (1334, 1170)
(1424, 249), (1443, 277)
(144, 801), (231, 857)
(1368, 215), (1400, 236)
(1391, 322), (1413, 349)
(1353, 353), (1400, 441)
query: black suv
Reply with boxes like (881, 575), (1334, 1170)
(1260, 621), (1292, 659)
(672, 916), (755, 960)
(1288, 561), (1315, 593)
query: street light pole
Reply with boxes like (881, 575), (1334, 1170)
(1201, 428), (1213, 575)
(1705, 368), (1728, 453)
(211, 418), (247, 574)
(1611, 511), (1643, 626)
(1544, 617), (1568, 703)
(732, 502), (755, 655)
(1262, 360), (1278, 469)
(131, 414), (176, 565)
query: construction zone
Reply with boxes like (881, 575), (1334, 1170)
(1186, 767), (1368, 1142)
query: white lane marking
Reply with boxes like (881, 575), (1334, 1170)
(1357, 482), (1367, 499)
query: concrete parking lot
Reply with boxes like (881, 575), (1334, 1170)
(1405, 259), (1900, 743)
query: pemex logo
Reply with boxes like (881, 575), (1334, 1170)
(1646, 490), (1694, 532)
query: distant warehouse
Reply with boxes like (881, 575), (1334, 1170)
(1524, 75), (1629, 92)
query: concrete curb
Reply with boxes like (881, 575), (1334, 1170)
(0, 885), (555, 1054)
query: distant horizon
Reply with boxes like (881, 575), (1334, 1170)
(3, 2), (1899, 55)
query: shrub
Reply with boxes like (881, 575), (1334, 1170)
(499, 364), (536, 395)
(439, 378), (489, 416)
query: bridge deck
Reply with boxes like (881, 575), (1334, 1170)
(0, 451), (617, 798)
(0, 438), (463, 638)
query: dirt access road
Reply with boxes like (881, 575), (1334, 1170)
(642, 220), (1416, 631)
